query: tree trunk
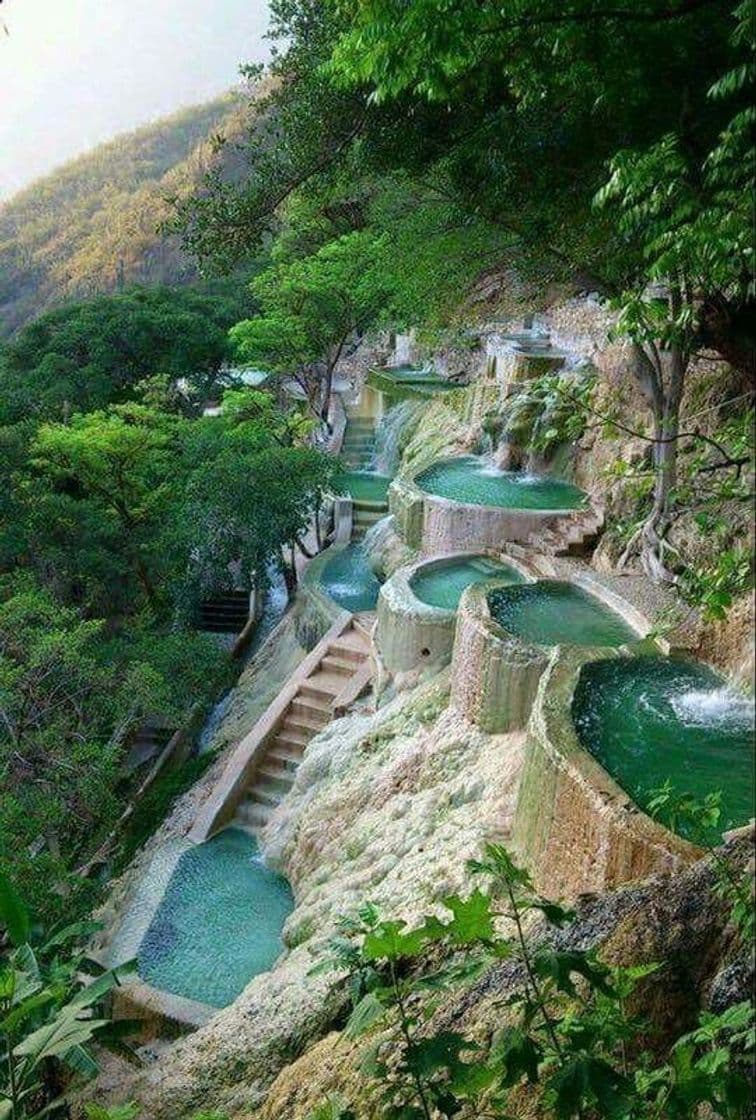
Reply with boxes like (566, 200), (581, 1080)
(135, 554), (159, 612)
(320, 358), (335, 430)
(639, 338), (687, 584)
(281, 545), (298, 595)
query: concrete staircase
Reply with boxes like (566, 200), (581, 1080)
(526, 507), (604, 558)
(197, 591), (251, 634)
(352, 499), (388, 539)
(341, 415), (377, 469)
(229, 620), (371, 835)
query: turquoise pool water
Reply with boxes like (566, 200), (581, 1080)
(319, 544), (381, 611)
(416, 457), (587, 510)
(334, 471), (391, 503)
(410, 555), (524, 611)
(488, 581), (637, 647)
(573, 657), (755, 842)
(138, 829), (293, 1007)
(379, 367), (464, 391)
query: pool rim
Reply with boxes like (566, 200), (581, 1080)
(398, 548), (537, 622)
(412, 455), (591, 515)
(511, 644), (705, 899)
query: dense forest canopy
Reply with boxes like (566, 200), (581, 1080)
(175, 0), (754, 580)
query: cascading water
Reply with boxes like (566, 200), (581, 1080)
(371, 399), (426, 475)
(197, 565), (289, 754)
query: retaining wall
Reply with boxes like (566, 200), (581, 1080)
(511, 648), (701, 899)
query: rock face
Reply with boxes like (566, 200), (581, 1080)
(255, 833), (754, 1120)
(99, 673), (526, 1119)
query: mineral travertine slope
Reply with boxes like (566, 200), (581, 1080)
(99, 674), (525, 1118)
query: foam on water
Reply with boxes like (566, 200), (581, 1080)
(671, 687), (755, 729)
(416, 456), (587, 510)
(573, 656), (755, 842)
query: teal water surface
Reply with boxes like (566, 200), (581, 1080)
(410, 556), (524, 611)
(334, 471), (391, 503)
(416, 457), (587, 510)
(138, 829), (293, 1008)
(381, 367), (463, 390)
(488, 581), (637, 647)
(573, 656), (755, 841)
(319, 544), (381, 611)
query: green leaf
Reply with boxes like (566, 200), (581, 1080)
(14, 1010), (109, 1066)
(419, 890), (496, 946)
(492, 1027), (543, 1087)
(361, 920), (425, 961)
(533, 949), (614, 997)
(344, 992), (387, 1039)
(68, 962), (135, 1010)
(0, 869), (30, 947)
(403, 1031), (477, 1079)
(549, 1055), (631, 1118)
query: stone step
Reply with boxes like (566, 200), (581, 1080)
(321, 653), (360, 675)
(299, 669), (350, 698)
(275, 728), (311, 750)
(257, 765), (294, 790)
(289, 697), (331, 724)
(267, 745), (303, 771)
(282, 714), (324, 737)
(332, 628), (370, 654)
(247, 782), (283, 808)
(235, 799), (272, 827)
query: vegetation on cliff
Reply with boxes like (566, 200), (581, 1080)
(0, 93), (247, 336)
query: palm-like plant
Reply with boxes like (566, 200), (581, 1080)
(0, 870), (134, 1120)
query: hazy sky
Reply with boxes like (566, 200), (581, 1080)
(1, 0), (271, 199)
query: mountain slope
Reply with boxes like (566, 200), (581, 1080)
(0, 92), (248, 335)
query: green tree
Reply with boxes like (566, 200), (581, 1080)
(0, 286), (243, 424)
(0, 874), (130, 1120)
(28, 406), (181, 613)
(230, 231), (389, 422)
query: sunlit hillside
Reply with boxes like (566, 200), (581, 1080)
(0, 92), (249, 335)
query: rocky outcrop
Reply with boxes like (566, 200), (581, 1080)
(94, 674), (526, 1118)
(254, 832), (754, 1120)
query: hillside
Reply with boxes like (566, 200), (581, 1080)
(0, 92), (249, 335)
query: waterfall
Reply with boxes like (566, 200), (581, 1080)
(197, 564), (289, 754)
(371, 400), (426, 474)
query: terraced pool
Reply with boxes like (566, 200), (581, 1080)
(138, 828), (293, 1008)
(318, 543), (382, 611)
(410, 555), (524, 611)
(488, 581), (637, 648)
(573, 656), (755, 842)
(416, 457), (587, 510)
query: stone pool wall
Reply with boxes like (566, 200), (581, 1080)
(376, 552), (535, 676)
(511, 648), (701, 899)
(450, 580), (550, 732)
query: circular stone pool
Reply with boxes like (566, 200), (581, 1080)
(573, 656), (755, 841)
(415, 457), (587, 510)
(488, 581), (638, 648)
(410, 554), (524, 611)
(138, 828), (293, 1008)
(334, 470), (391, 503)
(319, 543), (381, 611)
